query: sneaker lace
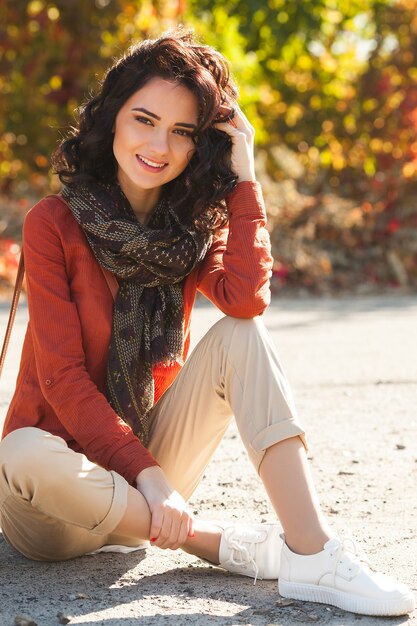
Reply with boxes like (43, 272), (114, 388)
(332, 536), (371, 582)
(226, 535), (260, 584)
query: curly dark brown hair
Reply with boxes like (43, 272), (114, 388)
(53, 28), (240, 233)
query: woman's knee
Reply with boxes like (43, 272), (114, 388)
(211, 315), (263, 342)
(0, 427), (68, 481)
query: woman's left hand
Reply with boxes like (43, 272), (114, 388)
(135, 466), (194, 550)
(212, 104), (256, 183)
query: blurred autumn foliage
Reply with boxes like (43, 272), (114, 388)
(1, 0), (417, 294)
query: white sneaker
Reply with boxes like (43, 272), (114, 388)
(218, 523), (283, 582)
(279, 535), (415, 616)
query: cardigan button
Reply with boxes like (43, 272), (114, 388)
(45, 379), (53, 386)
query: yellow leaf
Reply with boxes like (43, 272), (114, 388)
(49, 76), (62, 90)
(27, 1), (44, 17)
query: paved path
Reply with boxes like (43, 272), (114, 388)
(1, 295), (416, 626)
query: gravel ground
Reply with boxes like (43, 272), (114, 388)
(1, 295), (416, 626)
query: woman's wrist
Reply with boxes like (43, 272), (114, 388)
(237, 172), (257, 184)
(135, 466), (174, 501)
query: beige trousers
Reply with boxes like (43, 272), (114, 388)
(0, 316), (306, 561)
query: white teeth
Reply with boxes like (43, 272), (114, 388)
(138, 155), (166, 168)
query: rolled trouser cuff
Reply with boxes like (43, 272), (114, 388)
(91, 470), (128, 535)
(250, 420), (307, 472)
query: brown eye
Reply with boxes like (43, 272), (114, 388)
(134, 116), (153, 125)
(174, 129), (193, 137)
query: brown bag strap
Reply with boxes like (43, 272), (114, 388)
(0, 249), (25, 380)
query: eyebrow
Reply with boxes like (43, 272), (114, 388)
(132, 107), (197, 129)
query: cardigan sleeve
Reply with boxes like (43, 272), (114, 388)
(197, 181), (273, 317)
(23, 200), (159, 484)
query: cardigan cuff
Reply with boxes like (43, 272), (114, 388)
(226, 181), (267, 219)
(107, 436), (159, 485)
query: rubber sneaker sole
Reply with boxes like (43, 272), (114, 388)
(279, 579), (416, 616)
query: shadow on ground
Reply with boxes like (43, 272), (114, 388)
(0, 532), (411, 626)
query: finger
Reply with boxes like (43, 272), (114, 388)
(154, 512), (173, 549)
(217, 103), (236, 120)
(171, 513), (194, 550)
(170, 511), (194, 547)
(167, 513), (190, 551)
(149, 509), (163, 544)
(213, 105), (251, 131)
(167, 510), (182, 546)
(178, 514), (190, 546)
(155, 506), (185, 550)
(187, 514), (195, 538)
(219, 103), (241, 124)
(229, 104), (254, 134)
(215, 104), (241, 130)
(212, 121), (254, 147)
(212, 121), (242, 136)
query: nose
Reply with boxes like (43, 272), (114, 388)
(148, 128), (169, 158)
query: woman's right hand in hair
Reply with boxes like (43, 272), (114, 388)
(213, 103), (256, 184)
(135, 466), (195, 550)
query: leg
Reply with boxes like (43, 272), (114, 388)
(118, 315), (415, 614)
(143, 315), (309, 567)
(112, 486), (221, 563)
(1, 317), (292, 563)
(0, 427), (146, 560)
(0, 427), (222, 562)
(147, 315), (306, 500)
(99, 314), (314, 564)
(111, 315), (309, 564)
(259, 437), (333, 554)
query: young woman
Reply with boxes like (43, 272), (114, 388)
(0, 30), (414, 617)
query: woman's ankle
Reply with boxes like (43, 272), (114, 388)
(284, 526), (334, 556)
(182, 521), (222, 563)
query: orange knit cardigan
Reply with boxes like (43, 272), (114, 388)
(2, 181), (272, 484)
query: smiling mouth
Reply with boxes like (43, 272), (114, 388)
(137, 154), (168, 169)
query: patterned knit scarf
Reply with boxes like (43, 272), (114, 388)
(62, 181), (211, 446)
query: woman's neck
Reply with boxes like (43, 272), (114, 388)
(117, 175), (162, 225)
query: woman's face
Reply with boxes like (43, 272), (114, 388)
(113, 77), (199, 195)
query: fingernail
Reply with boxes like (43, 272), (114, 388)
(190, 533), (195, 538)
(151, 537), (157, 542)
